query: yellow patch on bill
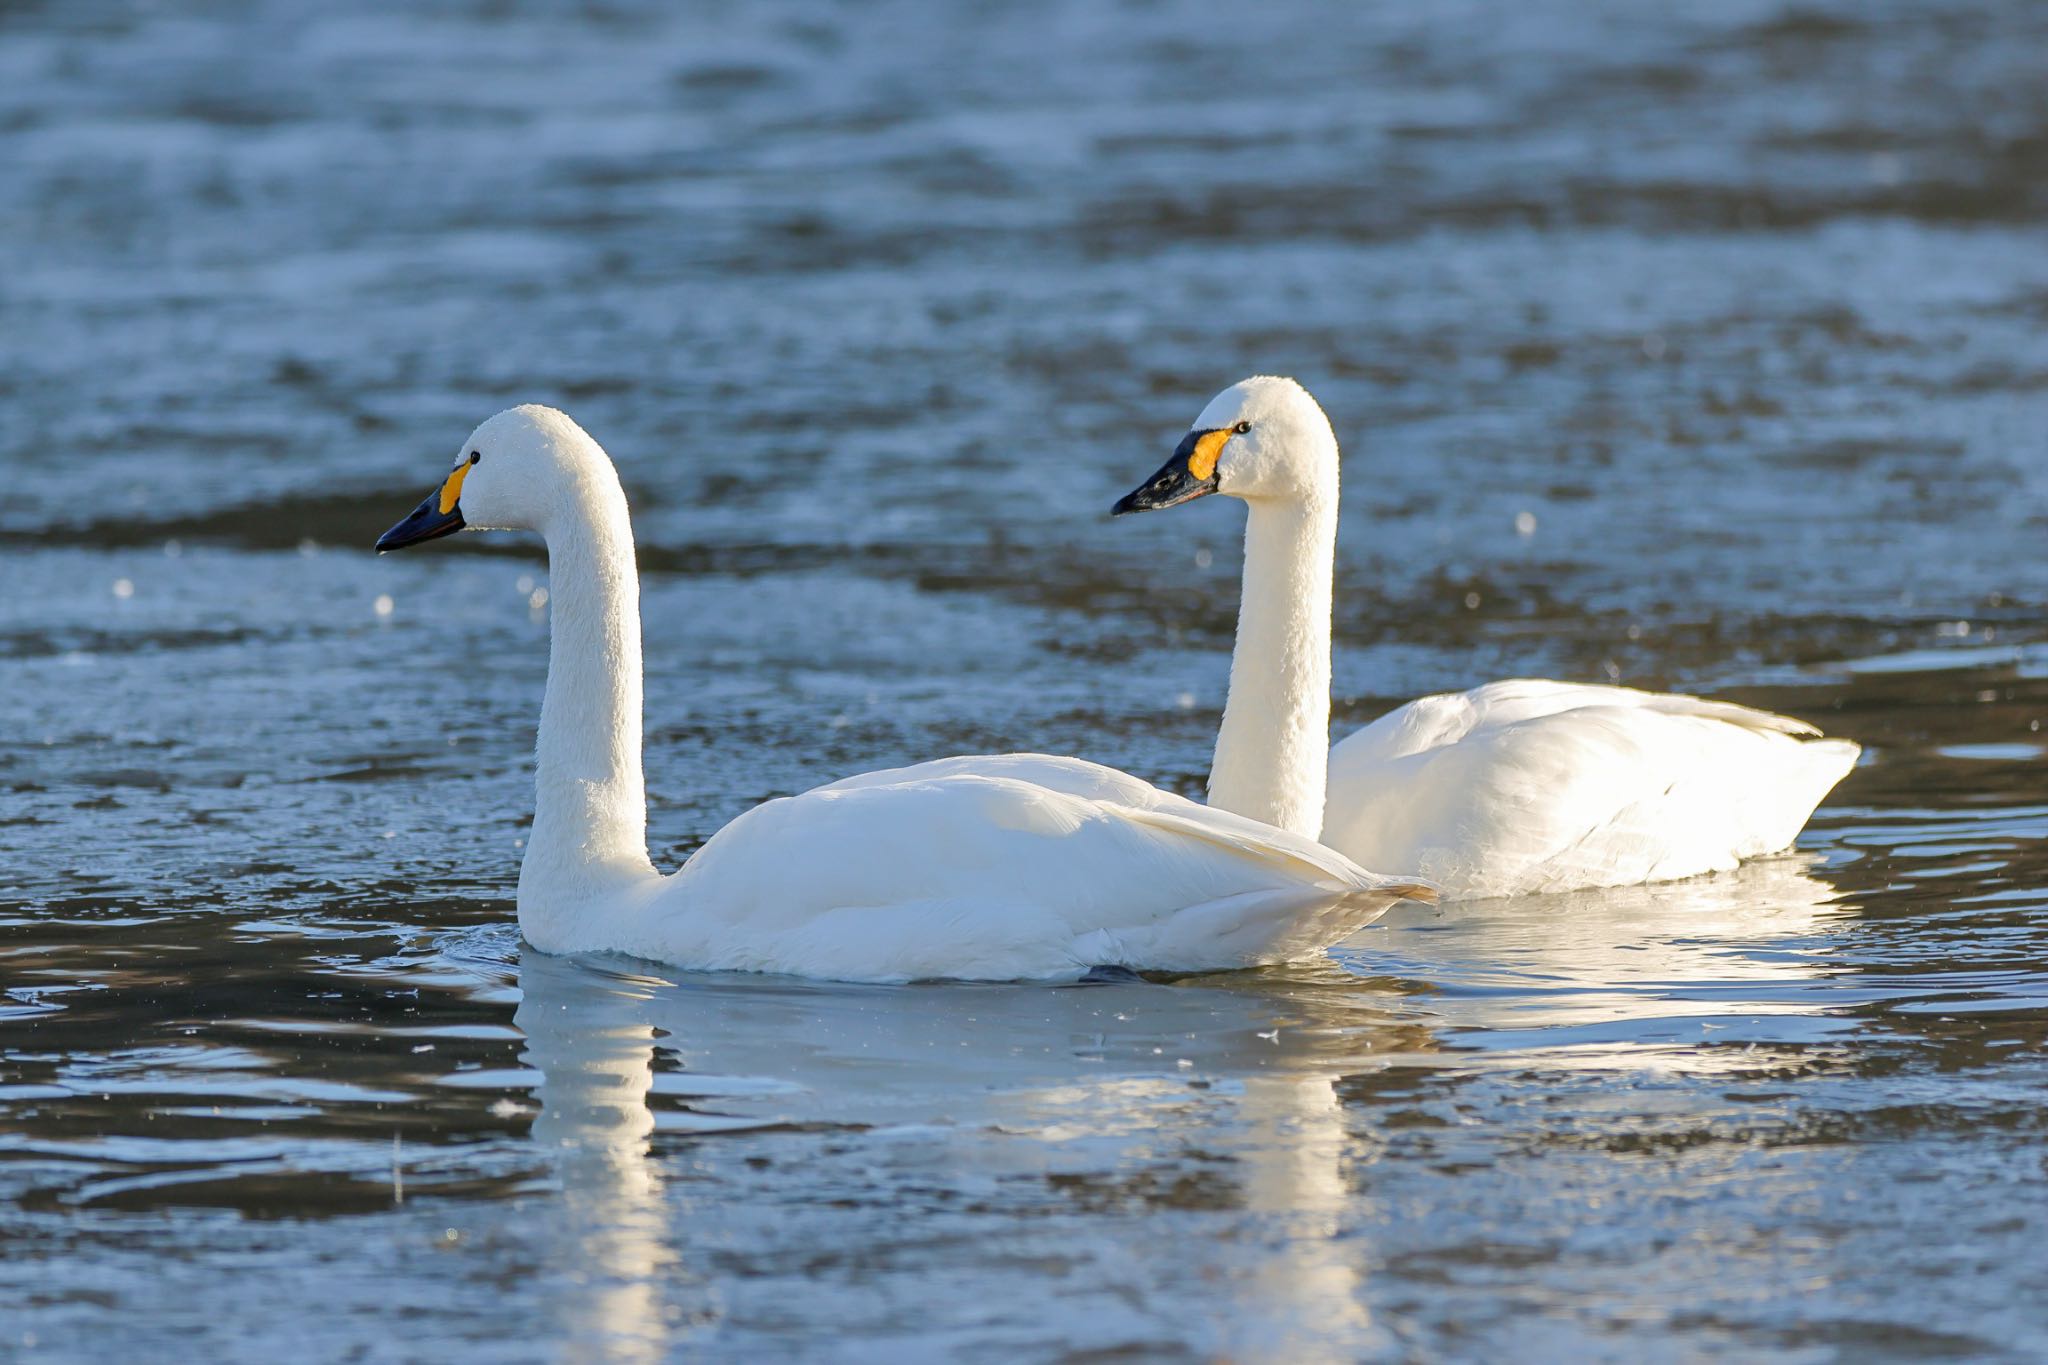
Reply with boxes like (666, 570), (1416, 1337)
(438, 461), (471, 514)
(1187, 428), (1234, 482)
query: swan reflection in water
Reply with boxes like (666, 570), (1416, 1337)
(1350, 852), (1856, 1065)
(517, 954), (681, 1363)
(515, 943), (1427, 1356)
(512, 855), (1849, 1354)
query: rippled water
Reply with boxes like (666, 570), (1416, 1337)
(7, 0), (2048, 1358)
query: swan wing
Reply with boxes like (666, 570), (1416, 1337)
(814, 752), (1173, 809)
(1332, 678), (1820, 767)
(1324, 681), (1857, 899)
(817, 752), (1391, 882)
(573, 764), (1430, 982)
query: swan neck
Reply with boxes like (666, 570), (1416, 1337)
(1208, 489), (1335, 838)
(521, 474), (657, 912)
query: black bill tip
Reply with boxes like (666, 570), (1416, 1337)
(375, 492), (465, 553)
(1111, 429), (1223, 517)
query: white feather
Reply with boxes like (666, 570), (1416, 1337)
(1322, 680), (1860, 899)
(1131, 378), (1858, 901)
(534, 756), (1428, 982)
(387, 407), (1431, 984)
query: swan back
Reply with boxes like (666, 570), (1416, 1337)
(1324, 680), (1859, 899)
(530, 755), (1432, 983)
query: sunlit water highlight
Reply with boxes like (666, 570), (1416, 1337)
(6, 0), (2048, 1358)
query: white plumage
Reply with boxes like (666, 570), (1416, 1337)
(1322, 679), (1859, 899)
(375, 405), (1430, 984)
(1114, 377), (1858, 901)
(562, 753), (1423, 982)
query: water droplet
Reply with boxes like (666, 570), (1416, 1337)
(1193, 547), (1213, 569)
(373, 594), (395, 617)
(1514, 510), (1537, 537)
(1463, 591), (1481, 610)
(528, 588), (549, 611)
(516, 575), (535, 595)
(1175, 691), (1197, 710)
(298, 538), (320, 558)
(1640, 334), (1666, 360)
(111, 578), (134, 599)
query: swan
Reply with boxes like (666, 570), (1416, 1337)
(372, 404), (1430, 983)
(1111, 376), (1860, 901)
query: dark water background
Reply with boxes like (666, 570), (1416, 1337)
(6, 0), (2048, 1358)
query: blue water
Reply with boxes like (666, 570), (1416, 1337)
(6, 0), (2048, 1359)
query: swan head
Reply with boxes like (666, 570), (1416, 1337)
(1111, 375), (1336, 515)
(375, 405), (605, 550)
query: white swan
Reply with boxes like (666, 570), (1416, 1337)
(373, 405), (1430, 982)
(1112, 376), (1859, 901)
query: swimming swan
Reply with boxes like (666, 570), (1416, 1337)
(373, 405), (1431, 982)
(1112, 376), (1859, 901)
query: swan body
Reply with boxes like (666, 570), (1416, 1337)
(1113, 377), (1859, 901)
(1322, 679), (1858, 899)
(374, 405), (1429, 983)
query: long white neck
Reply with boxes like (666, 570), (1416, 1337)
(518, 470), (658, 915)
(1207, 487), (1336, 839)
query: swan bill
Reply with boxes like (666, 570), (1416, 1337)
(375, 489), (466, 552)
(1111, 428), (1226, 515)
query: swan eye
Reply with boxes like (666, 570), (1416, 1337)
(468, 450), (481, 465)
(1233, 421), (1251, 435)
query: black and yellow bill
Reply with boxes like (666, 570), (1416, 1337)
(1111, 427), (1232, 516)
(375, 459), (471, 552)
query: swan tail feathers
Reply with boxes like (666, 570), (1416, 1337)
(1115, 801), (1432, 899)
(1794, 740), (1859, 818)
(1809, 736), (1862, 774)
(1090, 881), (1422, 973)
(1089, 807), (1437, 970)
(1639, 693), (1823, 737)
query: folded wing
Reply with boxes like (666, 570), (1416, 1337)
(1324, 680), (1857, 900)
(580, 754), (1431, 982)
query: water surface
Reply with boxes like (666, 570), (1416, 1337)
(6, 0), (2048, 1359)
